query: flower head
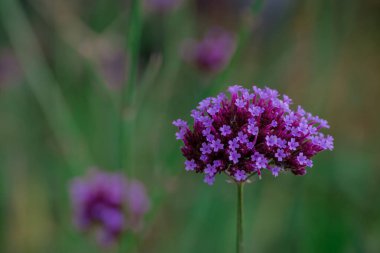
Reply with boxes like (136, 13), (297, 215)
(181, 28), (235, 73)
(173, 85), (334, 184)
(69, 169), (150, 246)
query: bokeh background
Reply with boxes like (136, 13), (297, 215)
(1, 0), (380, 252)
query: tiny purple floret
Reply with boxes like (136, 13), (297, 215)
(220, 125), (232, 136)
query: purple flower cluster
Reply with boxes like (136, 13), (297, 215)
(70, 170), (150, 246)
(173, 85), (334, 185)
(181, 28), (235, 73)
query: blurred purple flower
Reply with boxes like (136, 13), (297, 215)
(98, 47), (128, 90)
(181, 28), (235, 73)
(173, 85), (333, 184)
(124, 180), (151, 231)
(70, 169), (150, 247)
(144, 0), (183, 13)
(0, 49), (22, 88)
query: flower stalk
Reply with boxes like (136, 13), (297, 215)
(236, 183), (244, 253)
(119, 0), (142, 171)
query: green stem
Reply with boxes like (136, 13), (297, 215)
(0, 0), (92, 171)
(125, 0), (142, 104)
(236, 183), (244, 253)
(119, 0), (142, 171)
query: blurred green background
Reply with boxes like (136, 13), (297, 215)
(1, 0), (380, 252)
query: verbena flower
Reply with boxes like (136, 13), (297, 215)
(69, 169), (150, 246)
(173, 85), (334, 185)
(181, 28), (235, 73)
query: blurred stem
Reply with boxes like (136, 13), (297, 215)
(0, 0), (91, 171)
(212, 0), (266, 89)
(119, 0), (142, 171)
(251, 0), (266, 14)
(125, 0), (142, 104)
(237, 183), (244, 253)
